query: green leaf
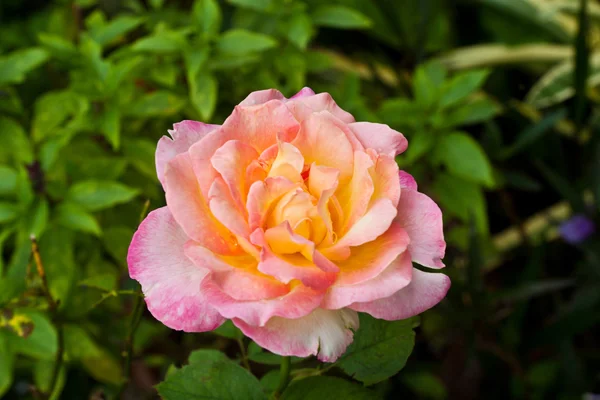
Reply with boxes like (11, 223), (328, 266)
(0, 116), (33, 164)
(337, 314), (416, 385)
(437, 132), (495, 187)
(190, 72), (218, 120)
(439, 95), (500, 127)
(281, 376), (380, 400)
(4, 310), (57, 360)
(78, 274), (117, 292)
(193, 0), (222, 37)
(25, 199), (50, 238)
(126, 91), (186, 117)
(217, 29), (277, 56)
(0, 166), (17, 195)
(439, 70), (490, 109)
(131, 32), (187, 53)
(156, 352), (266, 400)
(0, 236), (31, 305)
(38, 33), (80, 64)
(0, 202), (19, 224)
(32, 90), (89, 142)
(0, 335), (14, 396)
(0, 47), (49, 86)
(188, 349), (230, 365)
(39, 227), (76, 307)
(286, 13), (314, 50)
(433, 173), (489, 234)
(212, 320), (243, 340)
(404, 131), (436, 165)
(122, 138), (157, 180)
(526, 52), (600, 109)
(33, 360), (67, 399)
(55, 202), (102, 236)
(413, 61), (447, 107)
(573, 0), (589, 131)
(67, 180), (139, 211)
(378, 98), (425, 129)
(227, 0), (274, 11)
(63, 324), (122, 384)
(312, 5), (372, 29)
(102, 226), (134, 263)
(100, 102), (121, 149)
(90, 15), (144, 46)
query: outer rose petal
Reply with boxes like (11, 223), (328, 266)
(399, 170), (418, 191)
(164, 153), (234, 254)
(233, 308), (359, 362)
(127, 207), (224, 332)
(200, 276), (324, 326)
(349, 122), (408, 157)
(396, 188), (446, 268)
(323, 252), (413, 310)
(350, 268), (451, 320)
(156, 121), (219, 187)
(238, 89), (285, 106)
(290, 87), (316, 98)
(286, 92), (355, 124)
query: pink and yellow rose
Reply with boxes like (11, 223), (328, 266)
(127, 88), (449, 362)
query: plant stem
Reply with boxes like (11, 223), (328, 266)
(30, 235), (63, 399)
(272, 357), (291, 399)
(236, 337), (251, 371)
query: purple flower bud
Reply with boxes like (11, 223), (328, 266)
(559, 214), (595, 244)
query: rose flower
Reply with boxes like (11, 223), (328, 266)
(128, 88), (450, 362)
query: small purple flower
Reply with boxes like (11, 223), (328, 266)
(559, 214), (595, 244)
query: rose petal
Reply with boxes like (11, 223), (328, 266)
(399, 170), (418, 191)
(323, 198), (397, 259)
(286, 93), (355, 124)
(292, 111), (355, 184)
(396, 188), (446, 268)
(246, 177), (297, 232)
(238, 89), (286, 106)
(259, 223), (338, 290)
(156, 121), (219, 188)
(349, 122), (408, 157)
(211, 140), (260, 210)
(184, 241), (285, 301)
(128, 207), (224, 332)
(233, 308), (359, 362)
(337, 151), (374, 230)
(164, 153), (234, 254)
(350, 268), (451, 320)
(323, 251), (413, 310)
(201, 276), (324, 326)
(290, 87), (316, 99)
(370, 152), (401, 208)
(189, 100), (300, 198)
(208, 177), (250, 238)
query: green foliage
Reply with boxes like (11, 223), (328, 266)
(281, 376), (380, 400)
(337, 315), (417, 385)
(157, 349), (266, 400)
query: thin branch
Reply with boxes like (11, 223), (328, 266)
(236, 337), (251, 372)
(272, 357), (291, 399)
(30, 235), (63, 399)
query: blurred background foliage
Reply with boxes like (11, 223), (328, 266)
(0, 0), (599, 399)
